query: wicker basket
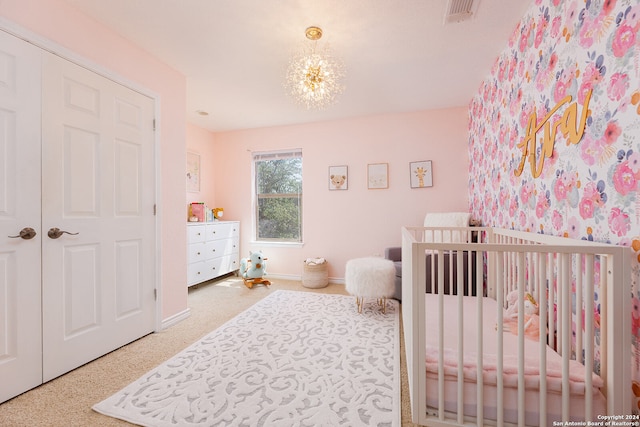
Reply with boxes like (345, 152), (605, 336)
(302, 261), (329, 288)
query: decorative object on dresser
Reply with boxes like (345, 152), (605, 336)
(187, 221), (240, 287)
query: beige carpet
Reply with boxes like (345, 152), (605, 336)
(0, 276), (420, 427)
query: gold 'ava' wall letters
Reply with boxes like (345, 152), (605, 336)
(515, 89), (592, 178)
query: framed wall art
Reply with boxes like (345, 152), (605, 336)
(410, 160), (433, 188)
(367, 163), (388, 189)
(328, 165), (348, 190)
(186, 151), (201, 192)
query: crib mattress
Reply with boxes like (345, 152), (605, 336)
(424, 293), (606, 425)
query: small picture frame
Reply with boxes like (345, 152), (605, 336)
(186, 151), (201, 192)
(329, 165), (348, 190)
(410, 160), (433, 188)
(368, 163), (388, 189)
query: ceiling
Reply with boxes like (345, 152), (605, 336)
(62, 0), (532, 133)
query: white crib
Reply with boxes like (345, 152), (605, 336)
(401, 226), (632, 426)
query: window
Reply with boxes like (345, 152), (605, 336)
(253, 150), (303, 243)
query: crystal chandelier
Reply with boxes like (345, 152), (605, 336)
(285, 26), (345, 110)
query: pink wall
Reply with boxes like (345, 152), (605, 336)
(213, 108), (469, 280)
(186, 123), (217, 218)
(0, 0), (188, 320)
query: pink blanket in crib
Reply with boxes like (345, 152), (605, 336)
(424, 294), (603, 395)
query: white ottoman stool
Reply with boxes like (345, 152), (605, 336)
(345, 257), (395, 313)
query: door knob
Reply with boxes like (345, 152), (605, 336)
(8, 227), (37, 240)
(47, 228), (79, 239)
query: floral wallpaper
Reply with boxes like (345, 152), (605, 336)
(468, 0), (640, 409)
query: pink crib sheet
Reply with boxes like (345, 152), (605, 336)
(424, 293), (606, 424)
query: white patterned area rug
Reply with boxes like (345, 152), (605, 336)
(93, 290), (400, 427)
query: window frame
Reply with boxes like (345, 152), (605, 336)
(252, 149), (303, 244)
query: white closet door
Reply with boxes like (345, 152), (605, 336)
(0, 31), (43, 404)
(41, 53), (156, 381)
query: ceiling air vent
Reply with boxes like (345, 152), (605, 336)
(444, 0), (480, 24)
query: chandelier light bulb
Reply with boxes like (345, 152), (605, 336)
(285, 27), (345, 110)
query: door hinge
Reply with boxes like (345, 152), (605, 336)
(154, 288), (157, 300)
(153, 118), (156, 131)
(153, 204), (157, 215)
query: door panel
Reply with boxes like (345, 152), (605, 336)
(0, 31), (42, 404)
(41, 52), (156, 382)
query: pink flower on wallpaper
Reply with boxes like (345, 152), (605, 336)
(583, 181), (603, 203)
(554, 173), (573, 201)
(508, 56), (517, 80)
(542, 149), (559, 179)
(498, 59), (507, 81)
(578, 81), (594, 105)
(509, 196), (519, 217)
(567, 217), (581, 239)
(612, 24), (636, 58)
(519, 20), (533, 52)
(564, 1), (579, 28)
(607, 72), (628, 101)
(608, 207), (630, 236)
(580, 136), (600, 166)
(520, 181), (534, 204)
(602, 0), (617, 16)
(627, 5), (640, 27)
(579, 197), (595, 219)
(499, 188), (509, 206)
(534, 16), (548, 48)
(536, 103), (551, 127)
(518, 59), (525, 78)
(519, 211), (527, 227)
(579, 15), (598, 48)
(509, 128), (519, 150)
(554, 77), (570, 103)
(536, 192), (549, 218)
(632, 297), (640, 336)
(520, 103), (533, 128)
(551, 16), (562, 38)
(603, 121), (622, 144)
(612, 161), (638, 195)
(628, 152), (640, 174)
(552, 209), (563, 230)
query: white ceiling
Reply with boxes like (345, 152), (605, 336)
(62, 0), (532, 132)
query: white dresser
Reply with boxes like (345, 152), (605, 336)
(187, 221), (240, 286)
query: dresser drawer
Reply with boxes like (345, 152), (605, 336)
(205, 222), (239, 240)
(188, 242), (206, 262)
(187, 224), (206, 243)
(187, 261), (210, 285)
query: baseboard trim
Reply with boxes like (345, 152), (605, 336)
(161, 307), (191, 330)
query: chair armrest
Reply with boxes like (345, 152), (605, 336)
(384, 247), (401, 262)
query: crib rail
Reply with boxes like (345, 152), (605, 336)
(401, 226), (631, 427)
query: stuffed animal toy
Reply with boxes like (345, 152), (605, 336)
(503, 290), (540, 340)
(240, 251), (271, 289)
